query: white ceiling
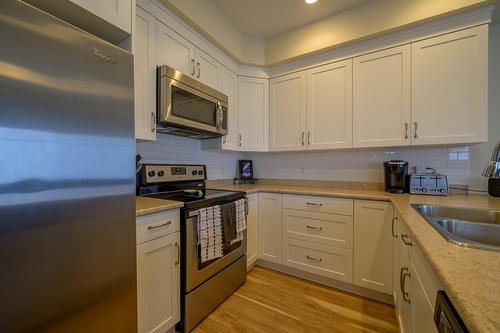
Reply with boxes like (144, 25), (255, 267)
(209, 0), (368, 39)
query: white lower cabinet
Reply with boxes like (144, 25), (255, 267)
(283, 238), (353, 283)
(394, 211), (440, 333)
(136, 210), (180, 333)
(246, 193), (259, 268)
(258, 193), (282, 263)
(353, 200), (393, 294)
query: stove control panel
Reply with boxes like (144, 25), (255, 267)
(408, 173), (448, 196)
(143, 164), (206, 183)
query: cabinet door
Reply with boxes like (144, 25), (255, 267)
(237, 77), (269, 151)
(220, 67), (238, 150)
(157, 21), (195, 76)
(411, 266), (438, 333)
(393, 211), (401, 313)
(353, 200), (393, 294)
(70, 0), (132, 33)
(134, 7), (157, 141)
(258, 193), (282, 263)
(398, 225), (412, 333)
(246, 194), (259, 268)
(306, 59), (353, 150)
(195, 48), (220, 90)
(137, 232), (180, 333)
(353, 45), (411, 148)
(412, 25), (488, 145)
(270, 71), (307, 151)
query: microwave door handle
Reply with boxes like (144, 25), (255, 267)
(214, 102), (220, 130)
(216, 102), (222, 131)
(219, 104), (224, 131)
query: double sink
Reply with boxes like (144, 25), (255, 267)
(412, 204), (500, 252)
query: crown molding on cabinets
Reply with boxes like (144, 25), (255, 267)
(269, 5), (493, 78)
(237, 65), (270, 79)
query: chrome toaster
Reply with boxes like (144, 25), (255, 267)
(408, 173), (448, 195)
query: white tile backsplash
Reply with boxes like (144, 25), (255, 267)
(136, 134), (244, 180)
(247, 146), (470, 185)
(137, 134), (470, 185)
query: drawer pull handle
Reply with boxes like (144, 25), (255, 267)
(401, 267), (411, 304)
(306, 255), (322, 262)
(392, 216), (398, 238)
(147, 221), (172, 230)
(306, 225), (323, 231)
(306, 202), (322, 206)
(401, 234), (413, 246)
(175, 242), (180, 266)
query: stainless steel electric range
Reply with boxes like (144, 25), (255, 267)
(137, 163), (247, 332)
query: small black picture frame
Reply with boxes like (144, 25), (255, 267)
(238, 160), (254, 180)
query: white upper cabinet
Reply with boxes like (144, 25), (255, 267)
(270, 71), (307, 151)
(220, 66), (238, 150)
(306, 59), (353, 150)
(134, 7), (157, 141)
(411, 25), (488, 145)
(237, 76), (269, 151)
(156, 21), (195, 76)
(71, 0), (132, 33)
(195, 48), (221, 90)
(353, 45), (411, 148)
(156, 22), (221, 89)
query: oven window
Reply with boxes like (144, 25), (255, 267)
(171, 86), (217, 126)
(197, 241), (241, 270)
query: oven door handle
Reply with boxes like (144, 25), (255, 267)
(187, 197), (248, 218)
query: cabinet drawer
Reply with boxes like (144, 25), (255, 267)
(283, 209), (353, 249)
(283, 238), (353, 283)
(282, 194), (353, 216)
(136, 209), (180, 245)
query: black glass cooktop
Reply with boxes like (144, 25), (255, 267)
(146, 189), (245, 209)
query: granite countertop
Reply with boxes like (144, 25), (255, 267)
(208, 183), (500, 333)
(136, 196), (183, 217)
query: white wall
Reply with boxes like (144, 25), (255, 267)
(136, 134), (244, 180)
(469, 23), (500, 191)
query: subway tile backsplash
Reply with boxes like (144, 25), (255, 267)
(249, 146), (470, 185)
(136, 134), (244, 180)
(137, 135), (470, 185)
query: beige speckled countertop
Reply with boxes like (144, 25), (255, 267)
(136, 196), (183, 217)
(208, 183), (500, 333)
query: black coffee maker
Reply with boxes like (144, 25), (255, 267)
(384, 161), (408, 194)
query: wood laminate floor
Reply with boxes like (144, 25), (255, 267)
(191, 266), (399, 333)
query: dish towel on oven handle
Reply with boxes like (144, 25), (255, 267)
(197, 206), (223, 263)
(231, 199), (247, 244)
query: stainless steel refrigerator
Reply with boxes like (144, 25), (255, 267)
(0, 1), (136, 332)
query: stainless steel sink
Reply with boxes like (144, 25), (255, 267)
(411, 204), (500, 252)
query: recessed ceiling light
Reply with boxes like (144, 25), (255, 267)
(305, 0), (317, 4)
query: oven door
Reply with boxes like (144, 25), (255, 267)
(185, 209), (246, 292)
(158, 76), (228, 136)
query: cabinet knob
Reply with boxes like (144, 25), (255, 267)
(191, 59), (196, 76)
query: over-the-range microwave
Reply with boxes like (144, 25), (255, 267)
(157, 65), (228, 139)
